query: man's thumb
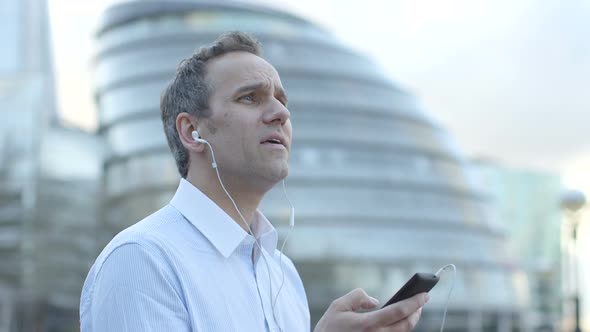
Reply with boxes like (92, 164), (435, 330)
(338, 288), (380, 311)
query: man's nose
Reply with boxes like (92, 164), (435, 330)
(263, 99), (290, 125)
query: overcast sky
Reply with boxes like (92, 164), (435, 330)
(48, 0), (590, 327)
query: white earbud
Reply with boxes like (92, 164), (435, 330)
(192, 130), (216, 168)
(192, 130), (207, 143)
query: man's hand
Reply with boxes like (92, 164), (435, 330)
(314, 288), (428, 332)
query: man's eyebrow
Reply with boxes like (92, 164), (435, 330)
(234, 82), (289, 104)
(234, 82), (266, 95)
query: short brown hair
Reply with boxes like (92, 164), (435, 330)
(160, 31), (263, 178)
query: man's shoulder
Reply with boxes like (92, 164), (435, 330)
(96, 205), (190, 262)
(86, 207), (181, 278)
(81, 206), (185, 302)
(80, 205), (191, 326)
(113, 204), (182, 241)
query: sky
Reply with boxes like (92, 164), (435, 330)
(48, 0), (589, 327)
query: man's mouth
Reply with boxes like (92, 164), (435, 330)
(260, 134), (287, 149)
(264, 138), (282, 145)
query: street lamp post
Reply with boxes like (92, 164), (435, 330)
(560, 190), (587, 332)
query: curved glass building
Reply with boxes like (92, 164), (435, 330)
(94, 2), (531, 330)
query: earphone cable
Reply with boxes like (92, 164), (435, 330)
(203, 140), (287, 332)
(434, 264), (456, 332)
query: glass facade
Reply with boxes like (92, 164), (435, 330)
(0, 0), (21, 74)
(0, 0), (101, 330)
(473, 161), (563, 331)
(0, 0), (48, 329)
(92, 1), (532, 331)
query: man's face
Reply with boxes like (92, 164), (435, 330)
(200, 51), (292, 191)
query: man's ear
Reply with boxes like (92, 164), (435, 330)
(176, 112), (206, 153)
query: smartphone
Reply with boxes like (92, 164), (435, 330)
(382, 273), (439, 308)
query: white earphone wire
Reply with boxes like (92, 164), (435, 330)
(434, 264), (456, 332)
(272, 180), (295, 321)
(199, 136), (290, 332)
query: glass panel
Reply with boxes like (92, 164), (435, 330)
(94, 51), (177, 91)
(105, 117), (168, 156)
(105, 152), (178, 197)
(98, 11), (328, 51)
(0, 0), (20, 74)
(100, 80), (164, 125)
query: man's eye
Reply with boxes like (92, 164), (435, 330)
(240, 94), (256, 103)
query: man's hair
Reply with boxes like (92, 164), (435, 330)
(160, 31), (263, 178)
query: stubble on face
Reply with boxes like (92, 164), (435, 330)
(201, 52), (291, 191)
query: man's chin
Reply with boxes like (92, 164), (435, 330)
(262, 164), (289, 185)
(270, 167), (289, 182)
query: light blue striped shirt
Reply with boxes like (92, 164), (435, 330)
(80, 179), (310, 331)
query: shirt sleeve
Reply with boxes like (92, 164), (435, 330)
(89, 242), (191, 332)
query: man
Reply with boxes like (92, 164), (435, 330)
(80, 31), (428, 331)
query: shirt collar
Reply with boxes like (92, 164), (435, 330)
(251, 209), (279, 259)
(169, 178), (277, 258)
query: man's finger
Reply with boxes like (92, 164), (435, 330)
(364, 293), (428, 327)
(333, 288), (380, 312)
(374, 309), (422, 332)
(407, 308), (422, 328)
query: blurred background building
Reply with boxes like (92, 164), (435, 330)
(474, 160), (563, 331)
(34, 127), (103, 331)
(0, 0), (579, 331)
(0, 0), (103, 331)
(0, 0), (56, 330)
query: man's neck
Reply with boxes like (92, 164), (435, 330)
(186, 170), (264, 233)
